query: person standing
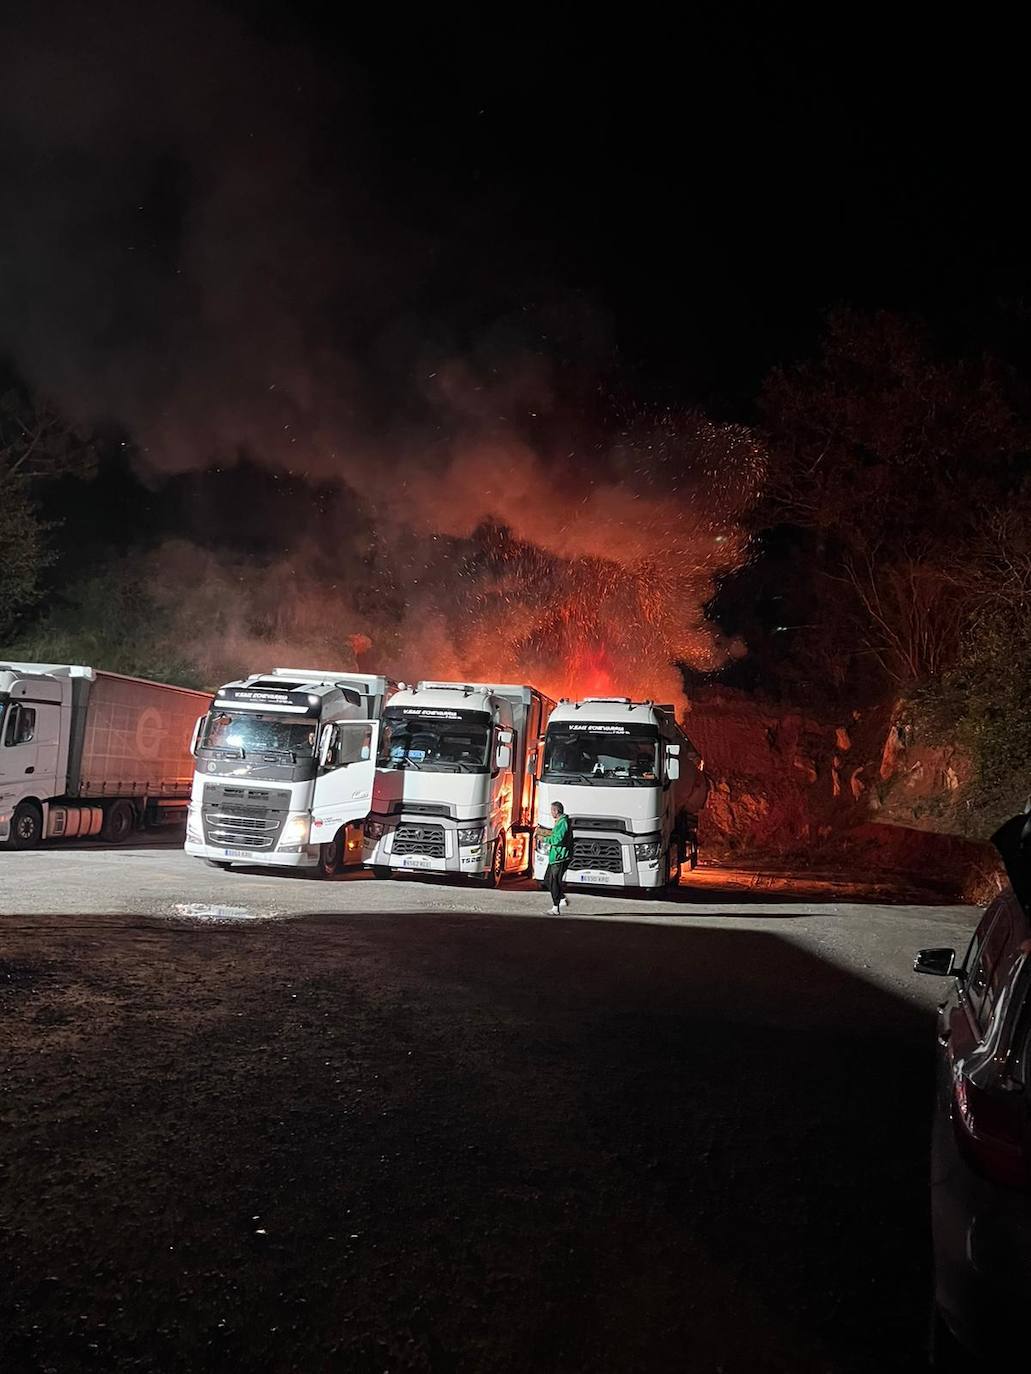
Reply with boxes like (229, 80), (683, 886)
(543, 800), (571, 914)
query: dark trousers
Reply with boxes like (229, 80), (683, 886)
(545, 861), (568, 906)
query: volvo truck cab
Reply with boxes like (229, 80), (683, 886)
(185, 667), (392, 877)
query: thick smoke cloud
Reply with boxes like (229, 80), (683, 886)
(0, 2), (762, 699)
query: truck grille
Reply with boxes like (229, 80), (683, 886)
(202, 784), (291, 851)
(572, 837), (624, 874)
(392, 823), (446, 859)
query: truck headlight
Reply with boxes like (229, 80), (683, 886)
(635, 841), (660, 860)
(281, 815), (311, 846)
(365, 819), (385, 841)
(186, 809), (203, 843)
(458, 825), (484, 845)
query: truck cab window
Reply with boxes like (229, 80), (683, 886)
(3, 705), (35, 746)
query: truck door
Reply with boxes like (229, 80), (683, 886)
(2, 702), (60, 790)
(311, 720), (380, 839)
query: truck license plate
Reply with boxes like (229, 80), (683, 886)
(579, 870), (613, 884)
(402, 855), (433, 869)
(223, 849), (252, 859)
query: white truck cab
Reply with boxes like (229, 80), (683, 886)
(185, 667), (392, 877)
(534, 696), (709, 892)
(363, 681), (555, 885)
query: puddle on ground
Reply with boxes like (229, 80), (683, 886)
(166, 903), (280, 923)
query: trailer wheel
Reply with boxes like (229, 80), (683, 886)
(101, 800), (136, 844)
(316, 833), (343, 879)
(3, 801), (43, 850)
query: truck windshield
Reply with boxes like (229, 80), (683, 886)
(200, 711), (317, 758)
(378, 708), (491, 773)
(543, 724), (660, 786)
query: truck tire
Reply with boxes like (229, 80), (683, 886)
(481, 833), (505, 889)
(316, 833), (343, 879)
(101, 800), (136, 845)
(3, 801), (43, 850)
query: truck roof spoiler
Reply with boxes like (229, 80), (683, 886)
(270, 667), (392, 695)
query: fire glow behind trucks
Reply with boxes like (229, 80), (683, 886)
(363, 682), (555, 884)
(534, 697), (709, 891)
(0, 663), (212, 849)
(185, 667), (392, 876)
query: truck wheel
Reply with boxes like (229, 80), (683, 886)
(3, 801), (43, 850)
(481, 834), (505, 889)
(316, 833), (343, 879)
(101, 800), (136, 844)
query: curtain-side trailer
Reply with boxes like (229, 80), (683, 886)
(0, 663), (212, 849)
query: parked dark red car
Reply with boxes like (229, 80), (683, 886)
(915, 812), (1031, 1367)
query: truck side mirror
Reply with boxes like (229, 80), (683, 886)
(189, 715), (205, 756)
(495, 727), (514, 772)
(319, 725), (336, 768)
(666, 757), (680, 781)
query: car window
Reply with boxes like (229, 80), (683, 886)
(964, 893), (1029, 1035)
(963, 901), (1001, 1031)
(983, 898), (1020, 1022)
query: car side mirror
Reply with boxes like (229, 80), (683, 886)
(913, 947), (957, 977)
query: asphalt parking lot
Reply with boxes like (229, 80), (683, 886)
(1, 844), (979, 1371)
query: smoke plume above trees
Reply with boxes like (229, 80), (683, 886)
(0, 1), (762, 698)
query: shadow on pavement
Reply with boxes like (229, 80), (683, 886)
(0, 911), (935, 1373)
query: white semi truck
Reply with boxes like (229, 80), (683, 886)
(184, 667), (393, 877)
(362, 681), (555, 885)
(0, 662), (212, 849)
(533, 696), (709, 892)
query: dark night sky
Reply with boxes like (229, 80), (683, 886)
(2, 5), (1028, 436)
(242, 10), (1030, 405)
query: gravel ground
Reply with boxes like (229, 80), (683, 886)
(0, 844), (979, 1372)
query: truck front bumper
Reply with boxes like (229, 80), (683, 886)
(185, 805), (321, 868)
(532, 834), (665, 888)
(185, 838), (320, 868)
(363, 820), (493, 877)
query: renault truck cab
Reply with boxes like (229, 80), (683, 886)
(363, 681), (554, 885)
(534, 696), (709, 892)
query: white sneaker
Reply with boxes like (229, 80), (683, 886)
(559, 897), (568, 908)
(548, 905), (560, 915)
